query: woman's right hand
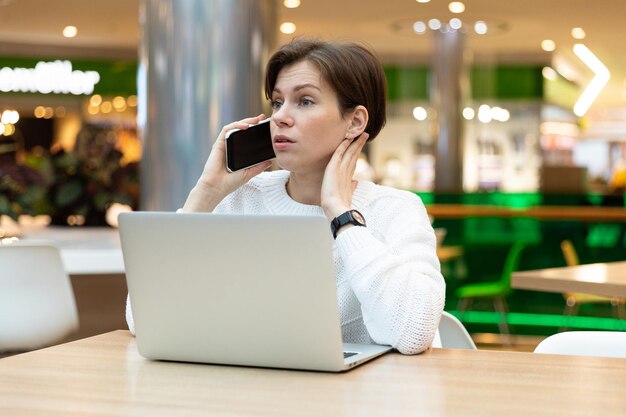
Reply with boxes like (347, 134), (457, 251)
(182, 114), (273, 212)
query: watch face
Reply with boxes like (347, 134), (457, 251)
(352, 210), (365, 224)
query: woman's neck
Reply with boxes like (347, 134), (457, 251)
(286, 172), (324, 206)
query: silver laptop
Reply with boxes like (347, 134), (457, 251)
(118, 211), (391, 372)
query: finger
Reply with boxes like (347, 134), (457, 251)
(329, 137), (353, 163)
(221, 114), (266, 139)
(242, 161), (273, 181)
(335, 134), (367, 177)
(240, 114), (266, 125)
(339, 135), (367, 169)
(339, 132), (369, 158)
(347, 132), (369, 152)
(348, 134), (368, 154)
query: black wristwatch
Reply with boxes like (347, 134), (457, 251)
(330, 210), (366, 239)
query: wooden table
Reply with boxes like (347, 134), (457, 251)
(1, 331), (625, 417)
(426, 204), (626, 222)
(512, 261), (626, 298)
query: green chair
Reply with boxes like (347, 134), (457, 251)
(456, 241), (528, 336)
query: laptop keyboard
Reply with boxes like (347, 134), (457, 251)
(343, 351), (358, 359)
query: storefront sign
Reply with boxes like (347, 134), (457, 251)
(0, 60), (100, 95)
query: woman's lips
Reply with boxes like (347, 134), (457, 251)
(273, 135), (294, 150)
(274, 134), (293, 143)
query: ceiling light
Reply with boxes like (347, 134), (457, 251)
(280, 22), (297, 34)
(63, 26), (78, 38)
(90, 94), (103, 107)
(127, 95), (138, 107)
(478, 104), (492, 123)
(283, 0), (300, 8)
(34, 106), (46, 118)
(449, 18), (462, 30)
(3, 123), (14, 135)
(541, 39), (556, 52)
(542, 67), (558, 81)
(100, 101), (113, 114)
(474, 21), (487, 35)
(413, 21), (427, 34)
(491, 107), (510, 122)
(87, 105), (99, 115)
(113, 96), (127, 111)
(416, 0), (431, 3)
(1, 110), (18, 124)
(412, 106), (427, 121)
(448, 2), (465, 13)
(573, 43), (610, 117)
(393, 16), (506, 37)
(571, 27), (586, 40)
(428, 19), (441, 30)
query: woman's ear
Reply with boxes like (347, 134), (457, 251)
(346, 105), (368, 139)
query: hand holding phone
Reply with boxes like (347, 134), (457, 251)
(225, 118), (275, 172)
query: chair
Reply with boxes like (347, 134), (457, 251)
(560, 240), (625, 320)
(435, 311), (477, 350)
(456, 241), (528, 336)
(534, 331), (626, 358)
(0, 243), (79, 353)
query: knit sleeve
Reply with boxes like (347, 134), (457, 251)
(126, 293), (135, 335)
(335, 192), (445, 355)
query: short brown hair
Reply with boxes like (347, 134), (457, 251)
(265, 38), (387, 140)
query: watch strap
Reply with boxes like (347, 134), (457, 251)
(330, 210), (366, 239)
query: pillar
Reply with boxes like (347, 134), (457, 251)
(431, 29), (467, 193)
(138, 0), (275, 210)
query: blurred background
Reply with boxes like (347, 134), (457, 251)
(1, 0), (625, 348)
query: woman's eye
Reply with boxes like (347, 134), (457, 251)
(301, 98), (313, 106)
(271, 100), (283, 110)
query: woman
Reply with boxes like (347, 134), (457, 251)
(127, 39), (445, 355)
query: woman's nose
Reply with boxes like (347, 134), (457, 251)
(272, 104), (293, 127)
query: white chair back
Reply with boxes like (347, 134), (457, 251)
(0, 243), (79, 352)
(534, 331), (626, 358)
(435, 311), (477, 350)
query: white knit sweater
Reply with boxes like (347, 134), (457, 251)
(126, 170), (445, 354)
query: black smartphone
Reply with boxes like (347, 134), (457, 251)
(225, 118), (275, 172)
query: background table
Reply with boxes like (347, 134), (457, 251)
(512, 261), (626, 298)
(1, 330), (625, 417)
(426, 204), (626, 222)
(17, 225), (128, 341)
(18, 224), (125, 275)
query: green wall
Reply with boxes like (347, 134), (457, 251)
(384, 64), (547, 101)
(470, 66), (544, 99)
